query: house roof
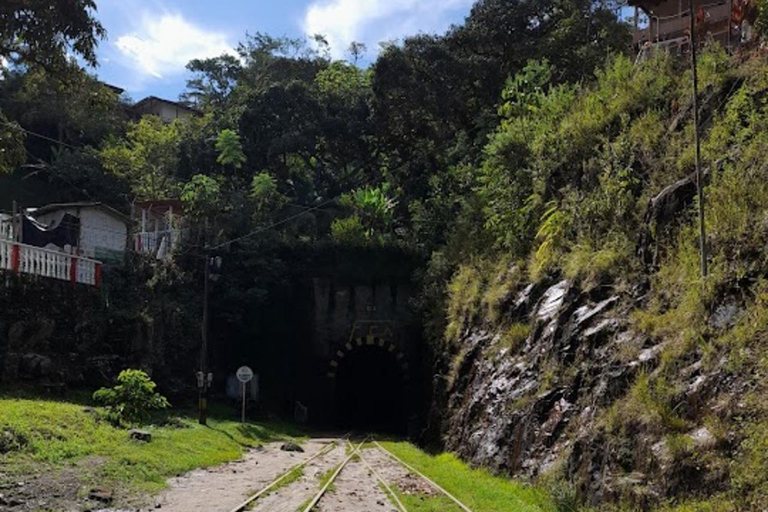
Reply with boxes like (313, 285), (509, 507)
(102, 82), (125, 95)
(132, 96), (201, 116)
(28, 202), (133, 225)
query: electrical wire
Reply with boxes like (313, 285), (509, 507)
(2, 121), (84, 152)
(4, 122), (345, 254)
(206, 196), (338, 251)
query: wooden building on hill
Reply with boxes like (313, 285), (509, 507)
(131, 199), (185, 259)
(630, 0), (757, 54)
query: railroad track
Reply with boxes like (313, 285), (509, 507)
(229, 434), (474, 512)
(301, 436), (474, 512)
(228, 439), (341, 512)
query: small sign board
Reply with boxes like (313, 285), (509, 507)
(236, 366), (253, 383)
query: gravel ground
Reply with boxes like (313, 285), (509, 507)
(141, 438), (334, 512)
(88, 439), (443, 512)
(315, 456), (398, 512)
(247, 443), (347, 512)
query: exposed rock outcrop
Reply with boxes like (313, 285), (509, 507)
(434, 278), (741, 508)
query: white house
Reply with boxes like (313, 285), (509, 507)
(24, 202), (132, 261)
(0, 203), (124, 287)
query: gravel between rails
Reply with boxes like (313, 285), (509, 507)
(142, 439), (334, 512)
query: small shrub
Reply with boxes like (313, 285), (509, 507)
(0, 427), (28, 454)
(562, 236), (634, 289)
(605, 373), (687, 433)
(500, 323), (531, 354)
(482, 259), (524, 323)
(330, 215), (368, 246)
(93, 369), (170, 426)
(445, 264), (485, 342)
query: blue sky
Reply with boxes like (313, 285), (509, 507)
(91, 0), (476, 102)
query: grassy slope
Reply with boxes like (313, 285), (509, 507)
(0, 394), (301, 493)
(380, 441), (556, 512)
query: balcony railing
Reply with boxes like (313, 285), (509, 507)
(634, 2), (733, 46)
(0, 239), (102, 287)
(134, 229), (181, 257)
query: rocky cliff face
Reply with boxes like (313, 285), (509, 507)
(435, 277), (748, 508)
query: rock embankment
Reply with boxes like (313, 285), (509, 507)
(435, 278), (742, 507)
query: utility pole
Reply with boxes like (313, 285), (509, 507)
(199, 249), (211, 425)
(12, 201), (19, 242)
(689, 0), (708, 278)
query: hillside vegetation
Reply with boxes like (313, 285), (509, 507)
(436, 47), (768, 511)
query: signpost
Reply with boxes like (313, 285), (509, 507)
(236, 366), (254, 425)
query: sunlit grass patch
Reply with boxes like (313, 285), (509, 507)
(379, 441), (556, 512)
(0, 393), (301, 494)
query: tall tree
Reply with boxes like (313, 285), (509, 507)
(0, 0), (105, 69)
(0, 0), (106, 174)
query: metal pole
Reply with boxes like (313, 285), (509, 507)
(241, 381), (246, 425)
(728, 0), (733, 48)
(12, 201), (18, 242)
(199, 250), (210, 425)
(689, 0), (708, 278)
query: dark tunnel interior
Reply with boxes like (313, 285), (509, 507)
(335, 346), (407, 434)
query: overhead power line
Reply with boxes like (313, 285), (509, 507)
(2, 121), (83, 151)
(207, 197), (338, 251)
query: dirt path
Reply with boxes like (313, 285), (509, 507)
(144, 438), (334, 512)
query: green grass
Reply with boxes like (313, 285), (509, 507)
(0, 392), (302, 495)
(317, 463), (340, 493)
(379, 441), (556, 512)
(268, 465), (306, 494)
(396, 488), (462, 512)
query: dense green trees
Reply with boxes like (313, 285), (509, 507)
(0, 0), (105, 69)
(0, 0), (108, 175)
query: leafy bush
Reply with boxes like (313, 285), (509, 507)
(339, 184), (397, 238)
(93, 369), (170, 426)
(330, 215), (368, 246)
(0, 427), (28, 454)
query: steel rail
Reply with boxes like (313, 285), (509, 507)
(227, 440), (339, 512)
(301, 440), (366, 512)
(347, 440), (409, 512)
(373, 440), (474, 512)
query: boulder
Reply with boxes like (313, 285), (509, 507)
(129, 429), (152, 443)
(19, 353), (53, 379)
(637, 174), (697, 267)
(280, 442), (304, 453)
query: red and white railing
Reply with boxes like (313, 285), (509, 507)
(0, 239), (102, 287)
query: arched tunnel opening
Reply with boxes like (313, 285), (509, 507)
(335, 346), (407, 435)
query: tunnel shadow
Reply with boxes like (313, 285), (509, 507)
(335, 345), (407, 435)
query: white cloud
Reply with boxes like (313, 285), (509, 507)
(115, 12), (234, 79)
(303, 0), (474, 59)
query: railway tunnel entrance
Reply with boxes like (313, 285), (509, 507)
(335, 345), (407, 434)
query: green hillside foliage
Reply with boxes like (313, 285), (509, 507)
(439, 46), (768, 509)
(7, 0), (768, 508)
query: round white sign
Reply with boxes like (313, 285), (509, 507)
(236, 366), (254, 383)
